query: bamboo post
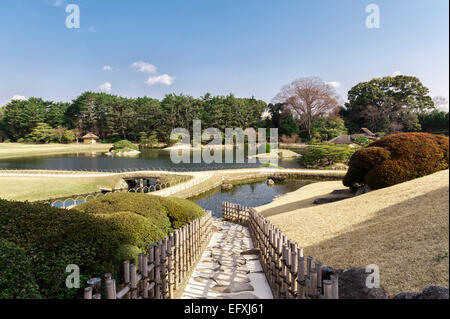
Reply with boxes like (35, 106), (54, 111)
(84, 287), (93, 299)
(315, 261), (322, 293)
(142, 254), (149, 299)
(148, 243), (156, 299)
(161, 238), (168, 299)
(310, 269), (317, 298)
(323, 280), (333, 299)
(331, 274), (339, 299)
(105, 279), (116, 299)
(168, 233), (174, 298)
(306, 256), (313, 278)
(174, 230), (179, 291)
(130, 263), (137, 299)
(290, 247), (297, 298)
(155, 244), (161, 299)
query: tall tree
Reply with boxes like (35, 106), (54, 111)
(274, 77), (339, 139)
(2, 98), (49, 140)
(341, 75), (434, 133)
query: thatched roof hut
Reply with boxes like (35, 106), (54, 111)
(82, 132), (99, 144)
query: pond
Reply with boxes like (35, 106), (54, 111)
(190, 179), (314, 217)
(0, 149), (302, 171)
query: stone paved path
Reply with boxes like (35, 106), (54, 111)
(181, 218), (273, 299)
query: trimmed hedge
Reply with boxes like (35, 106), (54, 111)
(0, 239), (42, 299)
(159, 197), (204, 228)
(75, 193), (203, 230)
(343, 133), (449, 190)
(0, 193), (204, 299)
(75, 193), (172, 234)
(301, 143), (355, 167)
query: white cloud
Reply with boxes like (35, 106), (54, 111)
(131, 61), (158, 74)
(146, 74), (175, 86)
(103, 65), (113, 71)
(393, 71), (402, 76)
(10, 95), (27, 101)
(98, 82), (112, 92)
(44, 0), (64, 7)
(326, 81), (341, 88)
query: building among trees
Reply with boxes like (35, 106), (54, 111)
(82, 132), (99, 144)
(328, 128), (376, 145)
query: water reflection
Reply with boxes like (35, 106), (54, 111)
(191, 179), (313, 217)
(0, 149), (302, 170)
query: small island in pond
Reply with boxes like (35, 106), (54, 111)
(105, 140), (141, 157)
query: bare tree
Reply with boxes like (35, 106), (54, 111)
(274, 77), (339, 139)
(433, 96), (449, 111)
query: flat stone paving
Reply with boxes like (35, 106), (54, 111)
(181, 219), (273, 299)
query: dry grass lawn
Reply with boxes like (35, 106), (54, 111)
(259, 170), (449, 297)
(0, 143), (112, 159)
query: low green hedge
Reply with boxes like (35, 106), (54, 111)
(0, 239), (42, 299)
(159, 197), (205, 228)
(75, 193), (172, 234)
(0, 193), (204, 299)
(301, 143), (355, 167)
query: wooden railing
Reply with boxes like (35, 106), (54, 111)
(222, 202), (339, 299)
(84, 210), (213, 299)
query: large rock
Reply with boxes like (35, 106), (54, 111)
(221, 184), (234, 191)
(268, 175), (287, 182)
(393, 286), (449, 299)
(336, 267), (387, 299)
(355, 185), (372, 196)
(266, 179), (275, 186)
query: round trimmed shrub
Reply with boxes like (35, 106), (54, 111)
(0, 193), (204, 299)
(75, 192), (172, 234)
(159, 197), (205, 228)
(0, 200), (123, 299)
(344, 132), (449, 190)
(97, 212), (167, 250)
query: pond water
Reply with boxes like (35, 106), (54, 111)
(190, 179), (314, 217)
(0, 149), (302, 171)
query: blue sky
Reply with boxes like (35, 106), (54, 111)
(0, 0), (448, 107)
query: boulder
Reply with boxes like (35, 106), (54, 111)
(355, 185), (372, 196)
(393, 286), (449, 299)
(268, 175), (287, 182)
(266, 179), (275, 186)
(335, 267), (387, 299)
(221, 184), (234, 191)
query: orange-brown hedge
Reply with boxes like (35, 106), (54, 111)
(343, 133), (449, 190)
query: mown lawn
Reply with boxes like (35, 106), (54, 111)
(0, 143), (113, 160)
(0, 175), (124, 201)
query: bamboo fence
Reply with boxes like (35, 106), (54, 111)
(84, 210), (213, 299)
(222, 202), (339, 299)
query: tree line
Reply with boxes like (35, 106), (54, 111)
(0, 92), (267, 143)
(0, 75), (447, 145)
